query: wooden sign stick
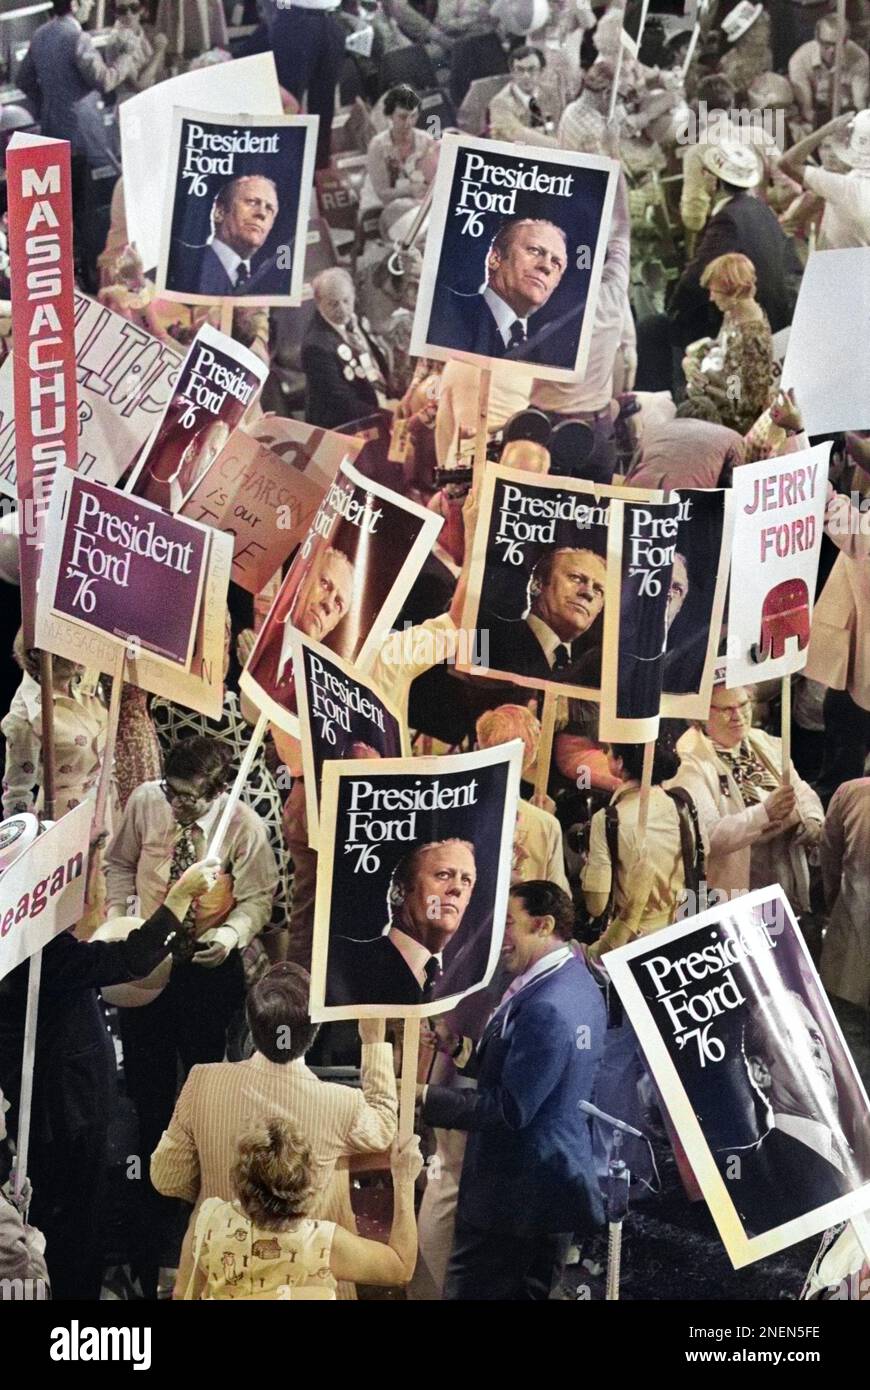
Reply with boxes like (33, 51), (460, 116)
(534, 690), (558, 802)
(398, 1016), (421, 1145)
(38, 653), (57, 822)
(472, 367), (492, 491)
(780, 676), (792, 786)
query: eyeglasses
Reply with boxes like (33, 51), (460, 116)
(160, 779), (207, 809)
(711, 700), (751, 722)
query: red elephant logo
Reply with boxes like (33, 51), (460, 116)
(750, 578), (811, 663)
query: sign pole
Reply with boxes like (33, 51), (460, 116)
(399, 1016), (421, 1145)
(472, 368), (492, 491)
(534, 690), (558, 801)
(219, 299), (234, 338)
(832, 0), (848, 118)
(780, 676), (792, 785)
(637, 740), (655, 846)
(207, 711), (269, 860)
(12, 950), (42, 1210)
(92, 648), (126, 839)
(38, 653), (57, 822)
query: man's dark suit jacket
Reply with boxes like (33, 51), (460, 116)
(428, 287), (564, 364)
(485, 612), (602, 688)
(173, 243), (282, 298)
(423, 954), (607, 1237)
(669, 191), (803, 350)
(301, 314), (387, 430)
(327, 934), (423, 1006)
(726, 1126), (853, 1236)
(0, 907), (179, 1148)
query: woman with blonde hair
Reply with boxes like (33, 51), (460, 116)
(683, 251), (778, 434)
(184, 1120), (422, 1300)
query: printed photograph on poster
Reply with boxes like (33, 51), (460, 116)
(157, 109), (318, 306)
(292, 633), (408, 852)
(0, 802), (92, 983)
(660, 488), (734, 718)
(120, 54), (283, 274)
(725, 444), (829, 688)
(39, 470), (210, 668)
(410, 133), (618, 382)
(457, 465), (640, 701)
(0, 292), (183, 501)
(606, 886), (870, 1268)
(240, 456), (442, 736)
(598, 497), (680, 744)
(36, 522), (232, 719)
(246, 415), (363, 492)
(180, 427), (325, 594)
(123, 323), (267, 513)
(309, 743), (524, 1020)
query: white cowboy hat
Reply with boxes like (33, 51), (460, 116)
(721, 2), (762, 45)
(701, 139), (762, 188)
(832, 109), (870, 171)
(91, 916), (172, 1007)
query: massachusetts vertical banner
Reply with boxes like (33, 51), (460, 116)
(6, 133), (78, 644)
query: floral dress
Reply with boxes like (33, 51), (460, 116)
(1, 673), (113, 829)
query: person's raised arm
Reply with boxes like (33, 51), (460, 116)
(328, 1137), (423, 1286)
(779, 113), (852, 187)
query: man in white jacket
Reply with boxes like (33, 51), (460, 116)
(674, 683), (823, 912)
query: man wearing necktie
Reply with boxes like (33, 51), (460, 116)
(724, 989), (857, 1236)
(485, 546), (607, 688)
(184, 174), (280, 298)
(327, 839), (477, 1007)
(488, 46), (562, 150)
(104, 735), (278, 1296)
(419, 880), (606, 1300)
(427, 217), (569, 365)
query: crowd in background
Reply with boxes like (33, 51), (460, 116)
(0, 0), (870, 1305)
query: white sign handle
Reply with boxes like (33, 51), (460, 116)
(12, 949), (42, 1211)
(207, 712), (269, 861)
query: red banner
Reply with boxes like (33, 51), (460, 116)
(6, 135), (79, 644)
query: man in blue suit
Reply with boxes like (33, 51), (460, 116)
(420, 879), (606, 1300)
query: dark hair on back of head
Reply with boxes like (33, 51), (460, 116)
(609, 738), (678, 785)
(509, 880), (576, 941)
(246, 963), (319, 1063)
(383, 84), (420, 115)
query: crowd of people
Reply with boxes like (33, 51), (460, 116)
(1, 0), (870, 1306)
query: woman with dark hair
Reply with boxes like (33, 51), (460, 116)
(184, 1121), (422, 1300)
(582, 737), (700, 958)
(361, 83), (439, 239)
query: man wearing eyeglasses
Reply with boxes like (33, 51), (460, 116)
(488, 47), (561, 150)
(105, 733), (277, 1297)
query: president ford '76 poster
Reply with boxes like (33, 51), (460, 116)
(606, 887), (870, 1269)
(157, 109), (318, 307)
(410, 133), (618, 382)
(310, 743), (524, 1021)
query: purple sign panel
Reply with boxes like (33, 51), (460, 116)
(52, 475), (208, 667)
